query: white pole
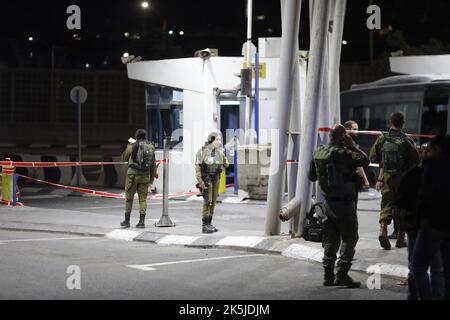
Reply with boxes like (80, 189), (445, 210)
(281, 0), (302, 235)
(265, 0), (302, 236)
(295, 0), (330, 237)
(328, 0), (347, 124)
(245, 0), (253, 144)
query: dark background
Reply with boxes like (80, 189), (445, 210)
(1, 0), (450, 69)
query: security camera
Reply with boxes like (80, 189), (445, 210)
(194, 48), (218, 60)
(121, 55), (142, 64)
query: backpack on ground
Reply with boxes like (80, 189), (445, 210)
(303, 203), (327, 242)
(129, 141), (155, 171)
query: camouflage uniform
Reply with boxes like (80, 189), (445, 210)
(308, 144), (369, 279)
(369, 130), (419, 227)
(195, 143), (228, 220)
(122, 141), (156, 217)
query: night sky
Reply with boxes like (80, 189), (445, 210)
(1, 0), (450, 69)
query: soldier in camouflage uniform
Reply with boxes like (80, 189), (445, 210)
(195, 132), (229, 233)
(120, 129), (156, 229)
(369, 112), (419, 250)
(309, 124), (370, 288)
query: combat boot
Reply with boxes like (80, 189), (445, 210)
(388, 230), (398, 240)
(120, 214), (130, 228)
(136, 214), (145, 228)
(334, 273), (361, 288)
(378, 221), (391, 250)
(202, 217), (214, 234)
(208, 216), (218, 232)
(395, 230), (407, 248)
(323, 268), (335, 287)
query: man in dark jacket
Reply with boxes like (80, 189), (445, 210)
(411, 135), (450, 300)
(396, 143), (444, 300)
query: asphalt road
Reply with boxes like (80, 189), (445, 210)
(0, 230), (407, 300)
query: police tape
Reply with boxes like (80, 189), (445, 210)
(14, 174), (199, 200)
(0, 159), (168, 168)
(317, 127), (435, 139)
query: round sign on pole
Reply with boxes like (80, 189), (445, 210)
(70, 86), (88, 104)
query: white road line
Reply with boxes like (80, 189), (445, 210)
(126, 254), (264, 271)
(0, 237), (98, 244)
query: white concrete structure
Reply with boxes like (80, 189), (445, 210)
(390, 55), (450, 75)
(126, 41), (307, 194)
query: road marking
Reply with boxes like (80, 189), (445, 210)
(127, 254), (264, 271)
(0, 236), (97, 244)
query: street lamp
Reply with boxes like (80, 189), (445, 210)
(141, 1), (149, 9)
(28, 36), (34, 41)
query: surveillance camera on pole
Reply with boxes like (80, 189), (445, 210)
(194, 48), (218, 60)
(121, 54), (142, 64)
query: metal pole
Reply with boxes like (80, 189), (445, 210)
(296, 0), (330, 237)
(255, 52), (260, 144)
(233, 136), (239, 195)
(265, 0), (302, 236)
(245, 0), (253, 144)
(77, 89), (82, 186)
(328, 0), (347, 124)
(281, 0), (302, 235)
(156, 136), (175, 227)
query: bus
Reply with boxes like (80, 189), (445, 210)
(340, 74), (450, 184)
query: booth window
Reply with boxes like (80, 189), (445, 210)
(145, 86), (183, 149)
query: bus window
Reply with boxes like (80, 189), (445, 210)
(421, 86), (449, 141)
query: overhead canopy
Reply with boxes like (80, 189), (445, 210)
(126, 57), (244, 93)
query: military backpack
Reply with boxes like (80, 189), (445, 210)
(129, 141), (155, 172)
(381, 133), (409, 175)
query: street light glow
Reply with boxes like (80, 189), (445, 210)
(141, 1), (149, 9)
(342, 40), (348, 45)
(179, 31), (184, 36)
(123, 52), (129, 58)
(168, 30), (174, 35)
(28, 36), (34, 41)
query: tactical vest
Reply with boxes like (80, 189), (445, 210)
(200, 145), (224, 176)
(313, 144), (356, 198)
(381, 133), (408, 175)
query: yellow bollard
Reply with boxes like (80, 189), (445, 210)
(219, 170), (226, 194)
(1, 158), (16, 205)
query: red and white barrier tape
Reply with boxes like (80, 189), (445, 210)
(15, 174), (199, 200)
(0, 160), (167, 168)
(1, 200), (24, 207)
(318, 127), (435, 139)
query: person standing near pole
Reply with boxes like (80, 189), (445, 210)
(369, 112), (420, 250)
(195, 132), (229, 233)
(308, 124), (369, 288)
(120, 129), (156, 229)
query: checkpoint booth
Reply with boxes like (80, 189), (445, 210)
(126, 38), (307, 195)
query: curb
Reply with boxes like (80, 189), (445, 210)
(0, 222), (408, 280)
(106, 229), (409, 279)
